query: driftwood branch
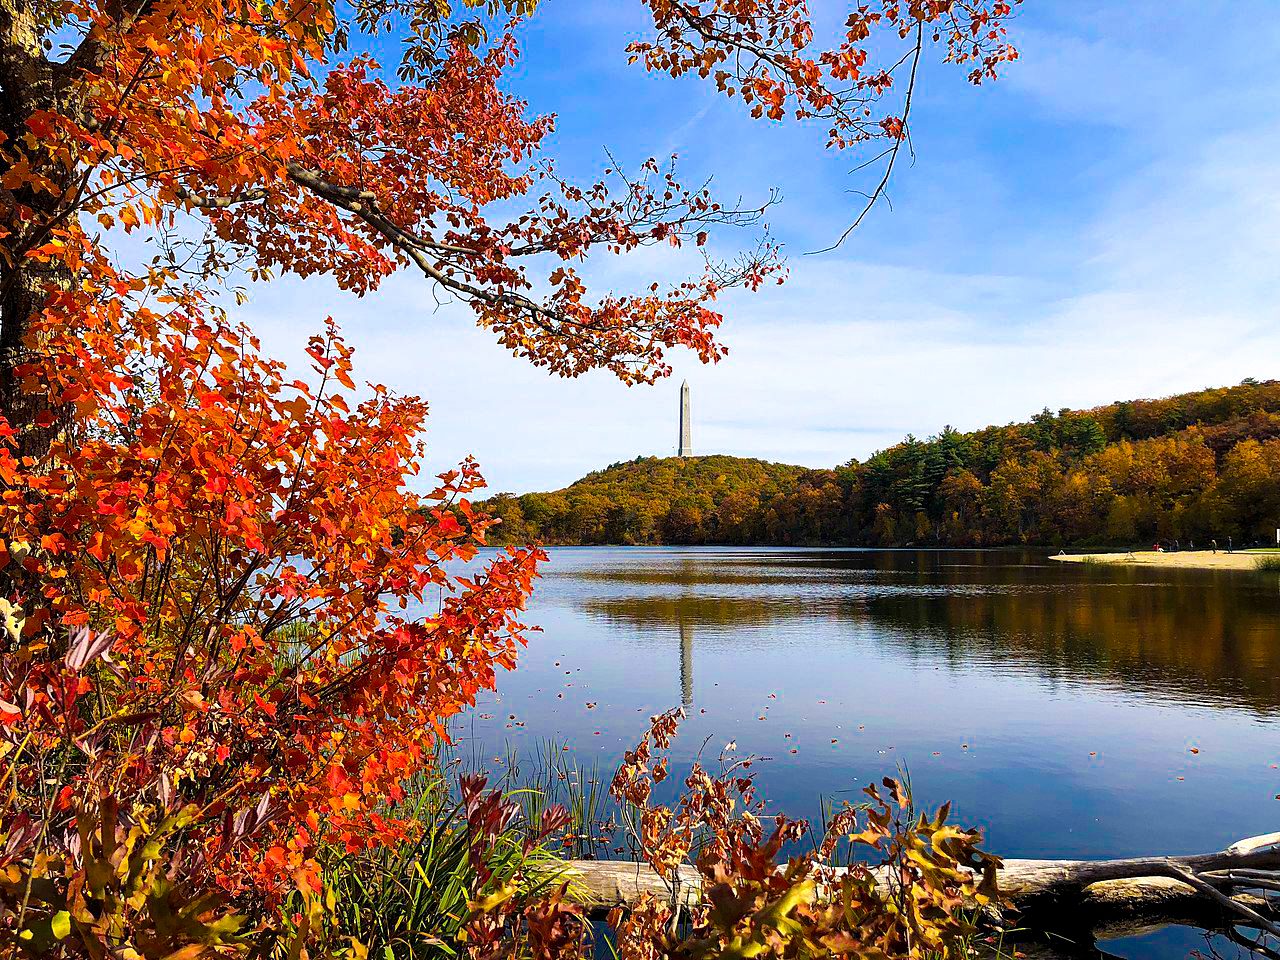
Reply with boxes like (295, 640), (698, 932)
(992, 830), (1280, 899)
(562, 831), (1280, 930)
(1157, 862), (1280, 939)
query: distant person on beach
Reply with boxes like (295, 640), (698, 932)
(1212, 539), (1218, 553)
(1228, 536), (1234, 553)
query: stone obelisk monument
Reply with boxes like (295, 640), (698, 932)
(677, 380), (692, 457)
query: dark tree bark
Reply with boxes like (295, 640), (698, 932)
(0, 0), (76, 461)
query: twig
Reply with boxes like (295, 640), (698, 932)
(1158, 863), (1280, 939)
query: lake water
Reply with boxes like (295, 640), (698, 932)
(458, 547), (1280, 957)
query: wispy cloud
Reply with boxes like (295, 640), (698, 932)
(235, 1), (1280, 492)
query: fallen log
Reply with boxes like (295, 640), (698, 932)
(563, 859), (703, 915)
(561, 831), (1280, 930)
(992, 831), (1280, 901)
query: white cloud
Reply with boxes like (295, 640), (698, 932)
(240, 117), (1280, 492)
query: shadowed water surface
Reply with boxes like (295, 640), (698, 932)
(457, 547), (1280, 955)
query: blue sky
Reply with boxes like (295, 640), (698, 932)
(241, 1), (1280, 493)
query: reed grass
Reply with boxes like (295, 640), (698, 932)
(503, 739), (613, 860)
(295, 745), (580, 960)
(296, 727), (641, 958)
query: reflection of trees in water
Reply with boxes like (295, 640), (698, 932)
(574, 570), (1280, 715)
(550, 547), (972, 589)
(579, 595), (837, 709)
(579, 595), (831, 631)
(557, 566), (846, 588)
(863, 578), (1280, 715)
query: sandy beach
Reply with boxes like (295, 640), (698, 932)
(1050, 550), (1269, 571)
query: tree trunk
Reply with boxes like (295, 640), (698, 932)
(0, 258), (72, 461)
(1, 0), (73, 461)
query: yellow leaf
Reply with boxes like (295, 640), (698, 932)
(51, 910), (71, 939)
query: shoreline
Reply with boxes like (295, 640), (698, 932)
(486, 542), (1278, 571)
(1050, 550), (1267, 571)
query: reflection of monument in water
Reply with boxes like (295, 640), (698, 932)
(679, 619), (694, 706)
(676, 380), (694, 704)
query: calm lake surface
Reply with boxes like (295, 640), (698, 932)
(459, 547), (1280, 957)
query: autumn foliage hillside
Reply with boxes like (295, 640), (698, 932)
(485, 455), (822, 544)
(484, 380), (1280, 547)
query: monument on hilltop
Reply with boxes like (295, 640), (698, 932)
(677, 380), (692, 457)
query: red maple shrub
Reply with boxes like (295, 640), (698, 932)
(0, 301), (549, 949)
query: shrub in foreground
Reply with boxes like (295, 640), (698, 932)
(0, 312), (543, 956)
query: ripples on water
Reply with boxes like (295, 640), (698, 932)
(449, 547), (1280, 958)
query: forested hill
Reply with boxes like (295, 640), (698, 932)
(481, 380), (1280, 547)
(483, 456), (814, 545)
